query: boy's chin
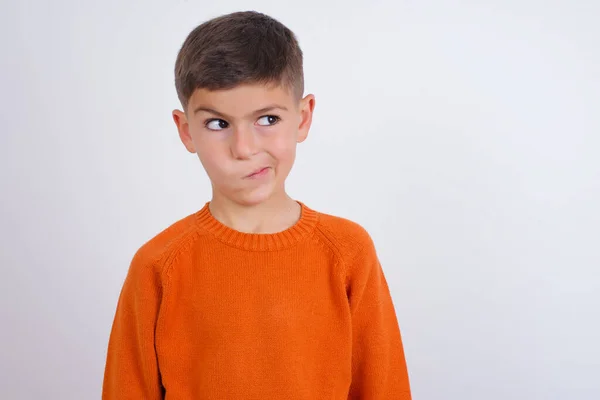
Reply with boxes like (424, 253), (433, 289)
(221, 185), (284, 208)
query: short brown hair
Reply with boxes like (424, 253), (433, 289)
(174, 11), (304, 111)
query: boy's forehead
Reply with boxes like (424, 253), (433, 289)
(188, 83), (296, 115)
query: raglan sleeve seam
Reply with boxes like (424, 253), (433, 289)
(153, 227), (201, 362)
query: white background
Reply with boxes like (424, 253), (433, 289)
(1, 0), (599, 398)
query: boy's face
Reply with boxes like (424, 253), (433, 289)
(173, 83), (315, 207)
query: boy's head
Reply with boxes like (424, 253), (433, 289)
(172, 11), (315, 207)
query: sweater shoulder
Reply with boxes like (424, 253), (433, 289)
(314, 210), (376, 259)
(130, 212), (200, 275)
(313, 210), (382, 288)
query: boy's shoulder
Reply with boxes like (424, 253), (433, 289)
(132, 211), (200, 270)
(312, 206), (377, 256)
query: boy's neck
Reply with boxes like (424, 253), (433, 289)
(208, 192), (301, 234)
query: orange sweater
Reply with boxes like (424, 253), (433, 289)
(103, 202), (411, 399)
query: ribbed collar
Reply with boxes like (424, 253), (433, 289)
(195, 201), (319, 251)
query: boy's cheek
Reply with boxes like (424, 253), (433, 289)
(270, 132), (299, 153)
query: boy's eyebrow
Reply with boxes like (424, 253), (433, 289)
(252, 105), (289, 115)
(193, 107), (230, 119)
(193, 105), (288, 119)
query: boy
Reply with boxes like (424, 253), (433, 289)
(103, 10), (411, 399)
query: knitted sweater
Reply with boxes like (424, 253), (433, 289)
(102, 202), (411, 399)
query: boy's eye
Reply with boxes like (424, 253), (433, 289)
(206, 119), (229, 131)
(256, 115), (280, 126)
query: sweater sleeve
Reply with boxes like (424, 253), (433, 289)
(102, 250), (164, 400)
(346, 237), (412, 399)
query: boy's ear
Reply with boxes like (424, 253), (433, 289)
(172, 109), (196, 153)
(297, 94), (315, 143)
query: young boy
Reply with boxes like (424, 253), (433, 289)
(103, 10), (411, 399)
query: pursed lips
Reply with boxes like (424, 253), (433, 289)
(245, 167), (270, 178)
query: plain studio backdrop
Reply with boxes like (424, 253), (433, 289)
(1, 0), (599, 398)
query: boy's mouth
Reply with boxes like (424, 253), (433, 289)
(246, 167), (270, 178)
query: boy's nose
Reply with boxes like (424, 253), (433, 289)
(230, 126), (258, 160)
